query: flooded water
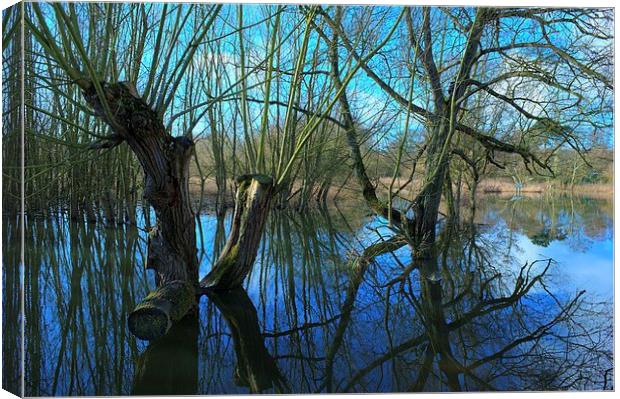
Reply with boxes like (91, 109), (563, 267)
(2, 194), (614, 395)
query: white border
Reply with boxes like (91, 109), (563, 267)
(0, 1), (616, 399)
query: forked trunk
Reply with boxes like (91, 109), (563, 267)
(201, 174), (274, 290)
(82, 81), (274, 338)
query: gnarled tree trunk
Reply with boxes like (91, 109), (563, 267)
(79, 80), (198, 340)
(82, 81), (275, 338)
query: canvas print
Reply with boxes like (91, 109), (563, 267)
(1, 0), (614, 396)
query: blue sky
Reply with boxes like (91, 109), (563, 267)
(30, 3), (614, 153)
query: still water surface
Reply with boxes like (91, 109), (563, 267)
(2, 194), (614, 395)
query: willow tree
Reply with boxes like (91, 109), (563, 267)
(317, 6), (612, 257)
(25, 2), (272, 339)
(25, 2), (404, 340)
(21, 3), (234, 339)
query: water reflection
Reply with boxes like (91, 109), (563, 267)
(132, 313), (198, 395)
(2, 214), (22, 396)
(205, 288), (288, 393)
(3, 194), (614, 395)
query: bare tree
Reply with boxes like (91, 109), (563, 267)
(317, 6), (612, 256)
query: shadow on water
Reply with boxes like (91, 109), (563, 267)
(2, 194), (614, 395)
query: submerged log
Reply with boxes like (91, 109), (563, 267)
(201, 174), (274, 290)
(128, 280), (196, 341)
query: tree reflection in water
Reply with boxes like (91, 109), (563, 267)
(132, 313), (199, 395)
(206, 288), (289, 393)
(4, 194), (613, 395)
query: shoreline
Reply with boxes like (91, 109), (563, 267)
(187, 177), (613, 212)
(476, 179), (613, 200)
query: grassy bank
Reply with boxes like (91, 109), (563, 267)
(477, 178), (613, 199)
(189, 176), (613, 211)
(372, 177), (613, 202)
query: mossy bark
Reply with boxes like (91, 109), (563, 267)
(128, 280), (195, 340)
(77, 82), (280, 353)
(201, 174), (274, 290)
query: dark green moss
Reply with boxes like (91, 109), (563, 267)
(128, 281), (196, 340)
